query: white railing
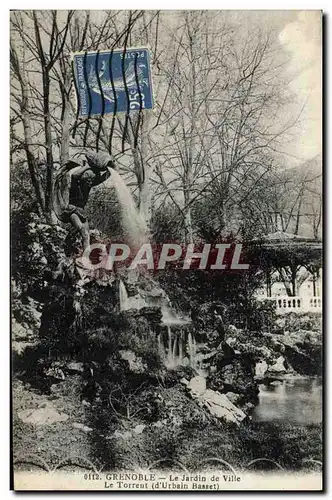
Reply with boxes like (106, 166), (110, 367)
(262, 295), (322, 314)
(308, 296), (322, 310)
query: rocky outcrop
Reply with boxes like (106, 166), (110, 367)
(12, 212), (68, 299)
(267, 355), (288, 375)
(199, 390), (246, 424)
(184, 376), (246, 425)
(222, 327), (322, 379)
(12, 285), (43, 356)
(255, 360), (268, 378)
(12, 297), (42, 339)
(119, 350), (147, 374)
(18, 403), (69, 426)
(207, 353), (259, 407)
(72, 422), (93, 433)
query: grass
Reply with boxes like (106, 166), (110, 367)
(12, 373), (322, 473)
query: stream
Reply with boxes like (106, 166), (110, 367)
(252, 377), (322, 425)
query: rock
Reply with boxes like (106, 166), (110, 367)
(283, 343), (321, 376)
(119, 350), (147, 373)
(153, 419), (167, 429)
(188, 376), (206, 396)
(196, 390), (246, 425)
(72, 422), (93, 433)
(66, 362), (84, 373)
(225, 337), (237, 347)
(81, 399), (91, 407)
(44, 365), (65, 380)
(242, 402), (255, 413)
(186, 379), (246, 425)
(214, 358), (258, 399)
(113, 429), (132, 440)
(18, 404), (69, 426)
(162, 366), (196, 387)
(225, 391), (242, 405)
(255, 360), (268, 378)
(133, 424), (146, 435)
(12, 341), (39, 355)
(268, 355), (286, 373)
(12, 319), (35, 342)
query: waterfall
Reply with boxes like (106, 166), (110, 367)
(160, 325), (199, 370)
(119, 279), (129, 311)
(165, 326), (181, 369)
(161, 306), (191, 326)
(97, 167), (200, 372)
(105, 168), (147, 246)
(179, 330), (183, 360)
(187, 331), (198, 370)
(167, 326), (173, 366)
(158, 333), (165, 358)
(118, 279), (150, 311)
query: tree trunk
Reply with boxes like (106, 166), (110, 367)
(138, 179), (151, 227)
(42, 70), (56, 223)
(182, 12), (196, 246)
(33, 11), (56, 224)
(266, 270), (272, 297)
(278, 268), (294, 297)
(294, 190), (304, 235)
(291, 268), (297, 296)
(16, 51), (45, 214)
(60, 72), (71, 165)
(138, 114), (151, 228)
(184, 204), (193, 245)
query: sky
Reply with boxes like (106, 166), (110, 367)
(278, 10), (322, 165)
(228, 10), (322, 167)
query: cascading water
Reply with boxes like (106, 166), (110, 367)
(119, 279), (148, 311)
(187, 331), (198, 371)
(161, 325), (198, 370)
(105, 168), (147, 247)
(161, 306), (191, 326)
(119, 279), (129, 311)
(100, 167), (200, 370)
(119, 277), (198, 368)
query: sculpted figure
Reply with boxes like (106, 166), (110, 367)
(54, 151), (116, 250)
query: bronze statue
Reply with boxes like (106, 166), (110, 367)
(54, 151), (116, 250)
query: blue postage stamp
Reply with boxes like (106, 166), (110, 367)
(72, 47), (153, 116)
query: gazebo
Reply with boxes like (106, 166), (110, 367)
(248, 231), (322, 314)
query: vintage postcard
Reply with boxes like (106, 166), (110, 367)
(10, 9), (323, 491)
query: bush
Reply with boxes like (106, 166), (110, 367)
(11, 209), (67, 299)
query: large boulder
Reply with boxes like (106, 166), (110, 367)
(18, 403), (69, 426)
(186, 376), (246, 425)
(119, 350), (147, 374)
(255, 360), (268, 379)
(283, 344), (321, 376)
(187, 375), (206, 396)
(199, 390), (246, 424)
(267, 355), (287, 375)
(209, 356), (258, 402)
(271, 331), (322, 376)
